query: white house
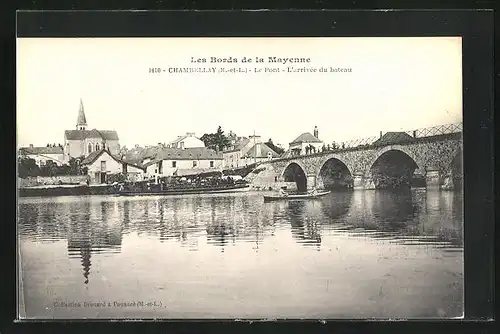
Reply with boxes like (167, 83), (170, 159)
(144, 147), (223, 180)
(289, 126), (323, 156)
(19, 145), (65, 166)
(166, 132), (205, 149)
(223, 135), (268, 168)
(81, 148), (145, 184)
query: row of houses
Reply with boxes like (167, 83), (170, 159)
(18, 99), (328, 184)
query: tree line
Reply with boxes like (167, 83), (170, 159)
(18, 156), (88, 178)
(200, 126), (285, 155)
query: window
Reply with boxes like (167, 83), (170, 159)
(95, 143), (100, 151)
(193, 161), (198, 167)
(210, 161), (214, 168)
(102, 142), (106, 149)
(172, 161), (177, 168)
(100, 161), (106, 171)
(158, 161), (163, 174)
(88, 143), (93, 153)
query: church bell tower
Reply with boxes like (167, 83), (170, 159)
(76, 99), (88, 130)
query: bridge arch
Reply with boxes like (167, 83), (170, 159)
(366, 145), (421, 189)
(315, 154), (354, 190)
(442, 146), (462, 190)
(281, 160), (309, 193)
(451, 147), (462, 188)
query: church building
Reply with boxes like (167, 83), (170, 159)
(63, 99), (120, 162)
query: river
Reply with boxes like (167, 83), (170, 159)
(18, 189), (463, 319)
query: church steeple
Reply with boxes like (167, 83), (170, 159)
(76, 99), (88, 130)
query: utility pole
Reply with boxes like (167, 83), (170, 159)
(253, 130), (256, 165)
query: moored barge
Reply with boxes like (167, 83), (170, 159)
(118, 183), (250, 196)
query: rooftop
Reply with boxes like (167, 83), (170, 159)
(244, 143), (280, 158)
(77, 99), (87, 126)
(65, 129), (119, 141)
(144, 147), (223, 167)
(19, 146), (63, 155)
(290, 132), (322, 144)
(81, 149), (116, 165)
(372, 132), (415, 146)
(223, 138), (250, 152)
(123, 146), (159, 164)
(169, 133), (203, 145)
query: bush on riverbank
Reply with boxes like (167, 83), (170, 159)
(18, 156), (87, 178)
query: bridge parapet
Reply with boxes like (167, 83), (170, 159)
(264, 126), (462, 166)
(258, 129), (462, 191)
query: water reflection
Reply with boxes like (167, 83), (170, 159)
(319, 190), (463, 248)
(19, 189), (463, 285)
(66, 201), (123, 284)
(288, 201), (322, 249)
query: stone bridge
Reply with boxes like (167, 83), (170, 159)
(255, 132), (462, 192)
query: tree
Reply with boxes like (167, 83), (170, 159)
(18, 157), (41, 178)
(40, 160), (58, 177)
(68, 156), (86, 175)
(214, 126), (230, 151)
(201, 126), (230, 151)
(57, 164), (71, 176)
(119, 146), (129, 160)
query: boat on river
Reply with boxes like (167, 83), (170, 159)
(118, 183), (250, 197)
(263, 190), (331, 202)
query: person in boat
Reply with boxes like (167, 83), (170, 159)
(279, 188), (288, 197)
(308, 187), (318, 195)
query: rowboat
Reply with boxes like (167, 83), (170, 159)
(263, 191), (330, 202)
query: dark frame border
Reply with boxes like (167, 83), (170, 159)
(4, 8), (495, 334)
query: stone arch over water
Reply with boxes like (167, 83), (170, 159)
(367, 146), (420, 189)
(316, 157), (353, 190)
(442, 147), (463, 190)
(450, 148), (463, 190)
(282, 162), (308, 192)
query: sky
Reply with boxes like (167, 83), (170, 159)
(17, 37), (462, 149)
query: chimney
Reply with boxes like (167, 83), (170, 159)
(413, 130), (417, 138)
(29, 144), (33, 148)
(314, 126), (319, 139)
(380, 131), (383, 138)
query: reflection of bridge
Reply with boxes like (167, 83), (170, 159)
(258, 124), (462, 192)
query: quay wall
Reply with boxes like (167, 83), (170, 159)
(18, 184), (116, 197)
(18, 175), (89, 188)
(250, 182), (297, 192)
